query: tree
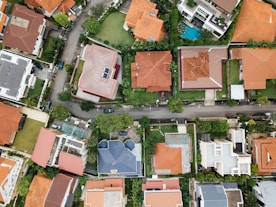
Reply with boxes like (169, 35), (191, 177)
(58, 91), (71, 101)
(139, 116), (150, 129)
(200, 121), (212, 132)
(65, 64), (74, 73)
(90, 3), (105, 19)
(80, 101), (94, 111)
(83, 18), (101, 35)
(251, 164), (258, 177)
(18, 177), (30, 196)
(87, 135), (98, 147)
(256, 96), (270, 106)
(200, 29), (213, 41)
(244, 192), (258, 207)
(53, 12), (69, 27)
(87, 150), (97, 163)
(51, 104), (70, 120)
(95, 113), (133, 134)
(167, 97), (184, 113)
(45, 167), (59, 179)
(121, 78), (130, 88)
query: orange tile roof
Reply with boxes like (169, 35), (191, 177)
(78, 44), (119, 100)
(31, 128), (57, 167)
(2, 4), (44, 54)
(179, 47), (227, 90)
(24, 0), (63, 14)
(253, 137), (276, 175)
(232, 0), (276, 43)
(0, 102), (22, 145)
(84, 178), (125, 207)
(0, 157), (16, 203)
(142, 178), (180, 191)
(153, 143), (182, 175)
(0, 0), (7, 12)
(58, 152), (84, 175)
(131, 51), (172, 92)
(58, 0), (75, 13)
(144, 191), (183, 207)
(231, 48), (276, 90)
(25, 174), (52, 207)
(0, 12), (7, 33)
(125, 0), (165, 42)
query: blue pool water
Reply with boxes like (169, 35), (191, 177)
(180, 23), (201, 40)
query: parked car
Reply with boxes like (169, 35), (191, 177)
(45, 101), (52, 110)
(58, 60), (65, 70)
(118, 131), (128, 136)
(34, 62), (43, 70)
(51, 124), (61, 130)
(103, 108), (114, 114)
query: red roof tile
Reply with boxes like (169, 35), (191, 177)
(58, 152), (84, 175)
(31, 128), (57, 167)
(2, 4), (44, 54)
(0, 102), (22, 145)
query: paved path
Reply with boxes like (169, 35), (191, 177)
(20, 107), (49, 125)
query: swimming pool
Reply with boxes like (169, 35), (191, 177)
(180, 23), (201, 40)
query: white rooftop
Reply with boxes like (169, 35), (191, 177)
(230, 85), (244, 100)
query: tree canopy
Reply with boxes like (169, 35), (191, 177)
(139, 116), (150, 129)
(51, 104), (70, 120)
(57, 91), (71, 101)
(95, 113), (133, 134)
(54, 12), (69, 27)
(167, 97), (184, 113)
(83, 18), (101, 35)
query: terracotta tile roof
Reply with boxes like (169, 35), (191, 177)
(253, 137), (276, 175)
(57, 0), (75, 13)
(179, 47), (227, 90)
(0, 12), (7, 33)
(2, 4), (44, 54)
(231, 48), (276, 90)
(232, 0), (276, 43)
(142, 178), (180, 191)
(125, 0), (165, 42)
(78, 44), (119, 100)
(131, 51), (172, 92)
(0, 0), (7, 12)
(0, 157), (15, 203)
(25, 0), (63, 14)
(143, 178), (182, 207)
(58, 152), (84, 175)
(25, 174), (52, 207)
(45, 173), (73, 207)
(212, 0), (239, 14)
(0, 102), (22, 145)
(84, 178), (125, 207)
(153, 143), (182, 175)
(31, 128), (57, 167)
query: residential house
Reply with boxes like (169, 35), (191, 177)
(142, 177), (183, 207)
(0, 0), (8, 38)
(195, 182), (244, 207)
(3, 4), (46, 56)
(32, 128), (88, 175)
(84, 178), (127, 207)
(252, 137), (276, 176)
(200, 135), (251, 176)
(124, 0), (165, 42)
(230, 48), (276, 90)
(0, 50), (36, 101)
(253, 181), (276, 207)
(0, 102), (22, 145)
(0, 152), (24, 207)
(232, 0), (276, 43)
(25, 173), (78, 207)
(178, 46), (227, 90)
(177, 0), (240, 38)
(131, 51), (172, 92)
(153, 133), (191, 175)
(229, 128), (246, 153)
(77, 44), (121, 102)
(24, 0), (75, 17)
(97, 140), (142, 177)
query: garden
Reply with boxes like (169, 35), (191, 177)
(229, 59), (242, 84)
(40, 37), (64, 63)
(12, 118), (45, 154)
(216, 62), (228, 99)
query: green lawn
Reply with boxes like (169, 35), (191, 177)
(95, 12), (134, 46)
(13, 118), (45, 154)
(127, 91), (158, 105)
(229, 59), (242, 84)
(28, 78), (44, 98)
(73, 60), (84, 88)
(256, 80), (276, 98)
(176, 90), (205, 100)
(216, 62), (228, 99)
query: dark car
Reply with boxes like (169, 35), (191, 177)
(118, 131), (128, 136)
(34, 62), (43, 70)
(58, 60), (65, 70)
(103, 108), (114, 114)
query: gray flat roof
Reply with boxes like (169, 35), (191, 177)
(199, 184), (228, 207)
(256, 181), (276, 206)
